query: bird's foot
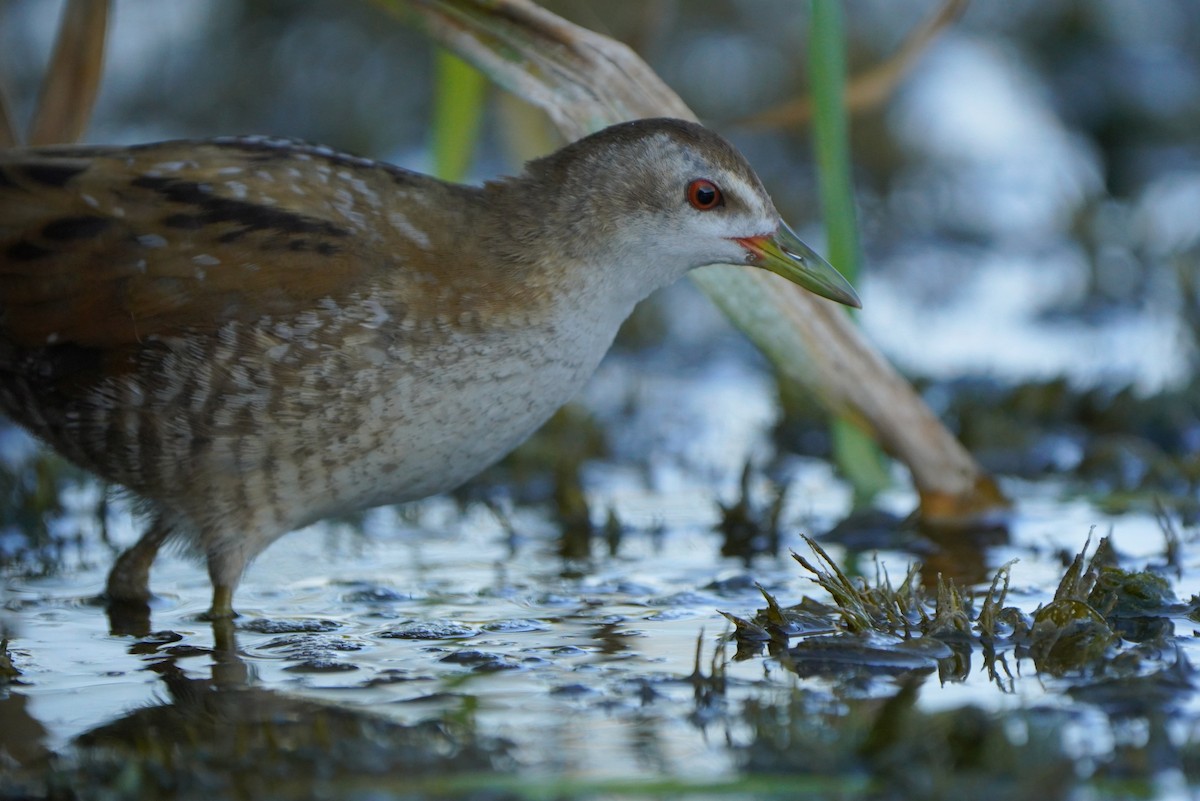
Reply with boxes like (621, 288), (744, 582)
(200, 585), (238, 622)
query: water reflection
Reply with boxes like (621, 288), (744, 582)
(67, 657), (515, 800)
(0, 690), (50, 771)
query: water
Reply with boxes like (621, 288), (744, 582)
(3, 427), (1193, 785)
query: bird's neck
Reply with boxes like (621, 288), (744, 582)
(470, 177), (681, 323)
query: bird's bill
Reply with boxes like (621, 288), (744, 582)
(736, 223), (861, 308)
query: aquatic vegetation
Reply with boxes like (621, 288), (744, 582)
(727, 534), (1190, 679)
(716, 531), (1199, 796)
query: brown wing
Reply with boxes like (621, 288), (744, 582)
(0, 138), (457, 350)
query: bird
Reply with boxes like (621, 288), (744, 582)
(0, 117), (859, 619)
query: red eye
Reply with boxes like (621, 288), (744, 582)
(686, 179), (722, 211)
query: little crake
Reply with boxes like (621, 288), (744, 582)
(0, 118), (859, 618)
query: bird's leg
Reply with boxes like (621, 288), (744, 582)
(105, 516), (170, 603)
(202, 546), (247, 620)
(105, 516), (172, 635)
(205, 584), (237, 620)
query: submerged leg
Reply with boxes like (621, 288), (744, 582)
(105, 516), (171, 603)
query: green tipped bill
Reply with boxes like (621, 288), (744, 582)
(736, 222), (861, 308)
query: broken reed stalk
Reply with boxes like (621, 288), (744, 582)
(28, 0), (109, 146)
